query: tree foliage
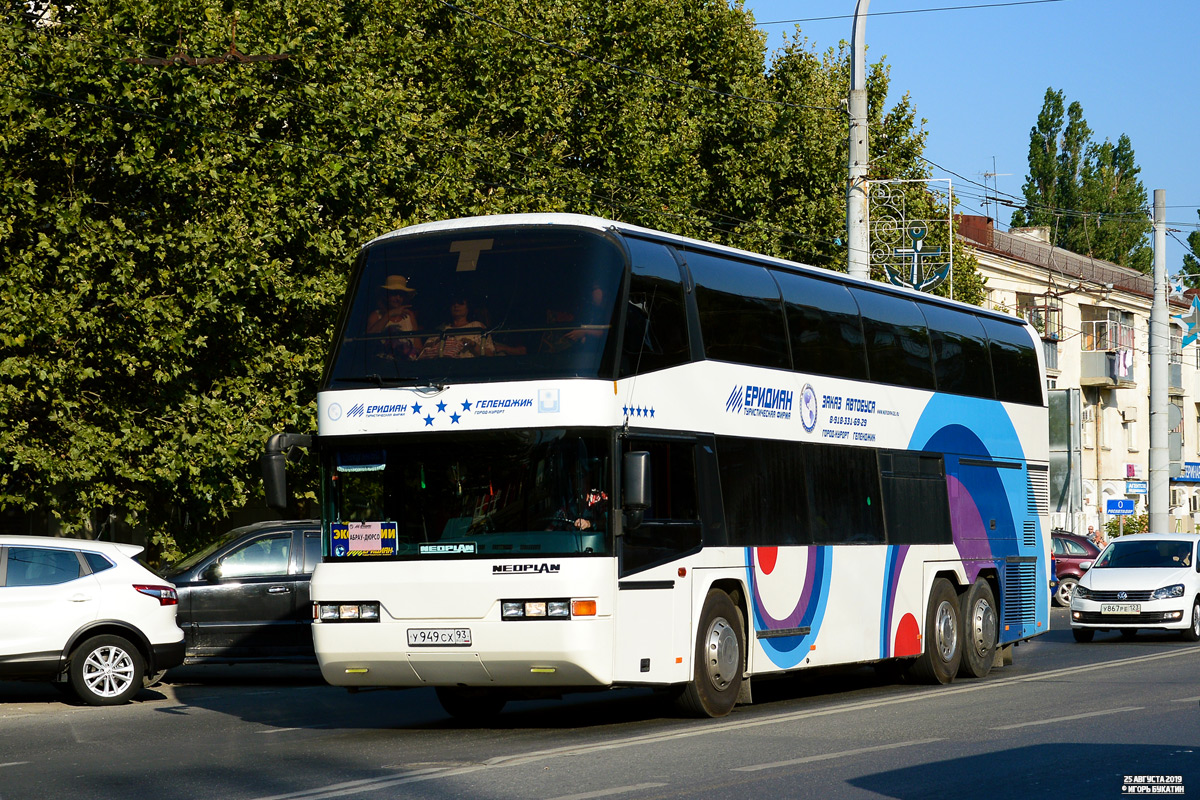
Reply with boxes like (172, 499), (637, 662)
(1, 0), (978, 557)
(1011, 87), (1151, 271)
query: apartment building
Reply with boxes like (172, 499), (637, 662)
(958, 215), (1199, 535)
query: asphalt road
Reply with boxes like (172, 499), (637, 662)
(2, 608), (1197, 800)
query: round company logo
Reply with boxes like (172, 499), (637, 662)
(327, 403), (342, 421)
(800, 384), (818, 433)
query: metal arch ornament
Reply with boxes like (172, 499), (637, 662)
(868, 181), (953, 293)
(1172, 295), (1200, 348)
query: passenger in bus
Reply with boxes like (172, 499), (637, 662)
(367, 275), (420, 359)
(540, 282), (608, 352)
(419, 295), (490, 358)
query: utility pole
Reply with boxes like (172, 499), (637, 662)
(1149, 189), (1168, 532)
(846, 0), (871, 281)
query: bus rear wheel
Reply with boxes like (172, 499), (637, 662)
(676, 589), (744, 718)
(435, 687), (507, 723)
(907, 578), (961, 685)
(958, 579), (998, 679)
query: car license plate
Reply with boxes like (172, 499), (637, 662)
(407, 628), (472, 646)
(1100, 603), (1141, 615)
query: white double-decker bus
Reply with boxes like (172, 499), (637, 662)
(264, 213), (1049, 719)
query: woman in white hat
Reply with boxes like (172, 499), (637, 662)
(367, 275), (420, 359)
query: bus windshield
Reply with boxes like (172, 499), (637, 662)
(322, 429), (611, 560)
(326, 228), (625, 387)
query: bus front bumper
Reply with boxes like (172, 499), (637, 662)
(313, 616), (614, 689)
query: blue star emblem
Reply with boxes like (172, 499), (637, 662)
(411, 402), (422, 415)
(450, 413), (461, 424)
(462, 399), (472, 411)
(436, 401), (447, 413)
(424, 415), (435, 426)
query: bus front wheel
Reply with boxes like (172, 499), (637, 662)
(676, 589), (744, 718)
(907, 578), (961, 685)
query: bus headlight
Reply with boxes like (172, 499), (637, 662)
(501, 598), (595, 620)
(316, 602), (381, 622)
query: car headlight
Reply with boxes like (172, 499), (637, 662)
(1073, 585), (1091, 600)
(1152, 584), (1184, 600)
(315, 602), (381, 622)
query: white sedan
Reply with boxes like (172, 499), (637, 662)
(1069, 533), (1200, 642)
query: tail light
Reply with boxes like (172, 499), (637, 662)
(134, 585), (179, 606)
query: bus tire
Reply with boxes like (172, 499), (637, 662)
(958, 579), (998, 679)
(435, 687), (507, 723)
(907, 578), (961, 685)
(676, 589), (744, 718)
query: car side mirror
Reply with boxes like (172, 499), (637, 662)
(1079, 561), (1092, 572)
(203, 562), (223, 583)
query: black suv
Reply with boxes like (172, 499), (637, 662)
(165, 520), (321, 663)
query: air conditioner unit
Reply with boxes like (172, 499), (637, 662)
(1121, 407), (1138, 422)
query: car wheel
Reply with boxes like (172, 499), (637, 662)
(142, 669), (168, 688)
(1072, 627), (1095, 643)
(1183, 600), (1200, 643)
(1053, 577), (1077, 607)
(69, 635), (144, 706)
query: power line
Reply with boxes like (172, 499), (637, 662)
(754, 0), (1071, 26)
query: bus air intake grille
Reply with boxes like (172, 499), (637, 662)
(1022, 521), (1037, 548)
(1027, 469), (1049, 517)
(1002, 562), (1038, 626)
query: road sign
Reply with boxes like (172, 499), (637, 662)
(1125, 480), (1148, 495)
(1107, 498), (1136, 516)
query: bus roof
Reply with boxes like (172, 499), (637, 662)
(363, 213), (1032, 329)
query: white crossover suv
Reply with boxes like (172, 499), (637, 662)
(0, 535), (185, 704)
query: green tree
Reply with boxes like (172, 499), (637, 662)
(1180, 210), (1200, 287)
(0, 0), (974, 557)
(1011, 88), (1151, 271)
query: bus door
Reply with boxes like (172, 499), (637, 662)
(613, 436), (704, 684)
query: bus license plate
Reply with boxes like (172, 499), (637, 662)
(407, 628), (472, 646)
(1100, 603), (1140, 615)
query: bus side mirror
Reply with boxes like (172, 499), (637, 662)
(623, 451), (650, 530)
(262, 432), (312, 512)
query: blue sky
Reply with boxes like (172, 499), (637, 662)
(739, 0), (1199, 271)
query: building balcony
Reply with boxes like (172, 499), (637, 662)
(1080, 350), (1136, 388)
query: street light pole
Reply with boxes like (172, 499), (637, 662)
(847, 0), (871, 281)
(1149, 189), (1169, 532)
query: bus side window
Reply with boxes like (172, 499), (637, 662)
(918, 302), (995, 400)
(620, 438), (702, 576)
(776, 271), (868, 381)
(981, 317), (1043, 406)
(849, 289), (936, 391)
(879, 450), (953, 545)
(683, 250), (790, 370)
(619, 239), (690, 377)
(716, 436), (811, 547)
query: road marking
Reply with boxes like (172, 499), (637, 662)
(545, 783), (668, 800)
(248, 647), (1200, 800)
(1172, 696), (1200, 703)
(732, 738), (943, 772)
(0, 762), (31, 768)
(992, 706), (1143, 730)
(258, 728), (301, 734)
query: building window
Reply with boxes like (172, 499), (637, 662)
(1017, 292), (1063, 340)
(1124, 420), (1138, 452)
